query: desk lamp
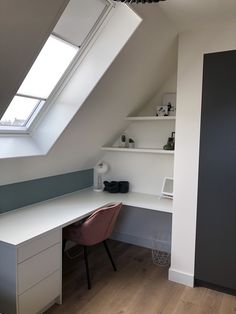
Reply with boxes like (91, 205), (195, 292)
(94, 162), (109, 192)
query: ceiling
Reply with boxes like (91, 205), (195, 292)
(132, 0), (236, 31)
(0, 0), (69, 118)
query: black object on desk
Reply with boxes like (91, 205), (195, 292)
(104, 181), (129, 193)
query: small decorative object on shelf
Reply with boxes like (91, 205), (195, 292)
(119, 133), (128, 148)
(162, 93), (176, 116)
(156, 93), (176, 117)
(163, 132), (175, 150)
(128, 138), (135, 148)
(156, 105), (169, 116)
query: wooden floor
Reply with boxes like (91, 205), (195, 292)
(46, 240), (236, 314)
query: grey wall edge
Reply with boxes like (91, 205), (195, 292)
(0, 169), (93, 214)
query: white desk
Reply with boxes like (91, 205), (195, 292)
(0, 188), (172, 314)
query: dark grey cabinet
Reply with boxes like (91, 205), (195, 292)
(195, 50), (236, 294)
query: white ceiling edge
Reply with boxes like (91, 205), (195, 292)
(0, 4), (142, 159)
(159, 0), (236, 33)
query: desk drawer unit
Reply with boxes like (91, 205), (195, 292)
(0, 229), (62, 314)
(18, 243), (61, 295)
(18, 270), (61, 314)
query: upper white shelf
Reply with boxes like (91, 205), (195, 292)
(101, 147), (174, 155)
(125, 116), (176, 121)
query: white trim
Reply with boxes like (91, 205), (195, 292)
(126, 116), (176, 121)
(0, 126), (29, 134)
(107, 0), (116, 7)
(168, 268), (194, 287)
(101, 147), (175, 154)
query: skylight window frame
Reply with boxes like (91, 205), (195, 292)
(14, 93), (46, 127)
(26, 0), (114, 133)
(0, 0), (114, 135)
(0, 34), (79, 133)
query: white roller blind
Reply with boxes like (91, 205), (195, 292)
(54, 0), (107, 46)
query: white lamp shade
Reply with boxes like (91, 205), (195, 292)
(95, 162), (109, 174)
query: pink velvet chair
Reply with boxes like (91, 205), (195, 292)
(63, 202), (122, 289)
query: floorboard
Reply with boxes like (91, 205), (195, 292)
(45, 240), (236, 314)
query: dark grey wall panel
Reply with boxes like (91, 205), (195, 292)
(0, 169), (93, 214)
(195, 50), (236, 292)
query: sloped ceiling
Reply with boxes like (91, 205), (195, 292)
(0, 4), (178, 185)
(160, 0), (236, 31)
(0, 0), (69, 118)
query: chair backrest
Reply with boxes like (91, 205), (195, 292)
(76, 202), (122, 246)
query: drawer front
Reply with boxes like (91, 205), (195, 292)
(18, 243), (61, 295)
(17, 229), (61, 263)
(18, 270), (60, 314)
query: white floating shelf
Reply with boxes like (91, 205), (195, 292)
(125, 116), (176, 121)
(101, 147), (175, 155)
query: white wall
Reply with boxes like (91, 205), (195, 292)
(140, 72), (177, 116)
(102, 72), (177, 195)
(100, 72), (176, 250)
(0, 4), (178, 186)
(169, 19), (236, 287)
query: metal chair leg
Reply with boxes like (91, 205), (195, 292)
(103, 240), (117, 272)
(83, 246), (91, 289)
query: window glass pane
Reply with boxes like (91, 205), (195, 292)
(0, 96), (42, 127)
(18, 36), (78, 98)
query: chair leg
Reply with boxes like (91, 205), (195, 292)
(103, 240), (117, 272)
(83, 246), (91, 290)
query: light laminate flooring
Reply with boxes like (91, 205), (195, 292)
(46, 240), (236, 314)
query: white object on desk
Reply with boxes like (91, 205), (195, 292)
(0, 188), (172, 314)
(161, 177), (174, 199)
(94, 161), (109, 192)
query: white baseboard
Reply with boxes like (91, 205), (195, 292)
(110, 231), (171, 253)
(168, 268), (194, 287)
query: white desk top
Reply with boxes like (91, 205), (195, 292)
(0, 188), (172, 246)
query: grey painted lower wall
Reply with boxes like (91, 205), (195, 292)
(111, 205), (172, 253)
(0, 171), (171, 254)
(0, 169), (93, 214)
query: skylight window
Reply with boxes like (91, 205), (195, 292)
(0, 35), (78, 128)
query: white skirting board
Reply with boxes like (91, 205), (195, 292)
(168, 268), (194, 287)
(110, 231), (171, 253)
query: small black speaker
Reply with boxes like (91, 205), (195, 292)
(103, 181), (119, 193)
(103, 181), (129, 193)
(119, 181), (129, 193)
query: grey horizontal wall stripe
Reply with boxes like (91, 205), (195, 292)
(0, 169), (93, 214)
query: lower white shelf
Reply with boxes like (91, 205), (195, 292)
(101, 147), (174, 155)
